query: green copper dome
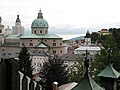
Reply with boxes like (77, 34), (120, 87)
(31, 9), (49, 28)
(31, 18), (48, 28)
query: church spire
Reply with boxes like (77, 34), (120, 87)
(37, 9), (43, 19)
(16, 13), (21, 23)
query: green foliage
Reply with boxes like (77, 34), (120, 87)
(18, 46), (33, 78)
(109, 28), (120, 50)
(68, 57), (85, 83)
(90, 32), (100, 44)
(90, 34), (120, 83)
(0, 59), (6, 90)
(68, 33), (120, 84)
(40, 56), (68, 90)
(90, 49), (107, 84)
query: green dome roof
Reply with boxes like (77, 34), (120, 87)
(31, 18), (48, 28)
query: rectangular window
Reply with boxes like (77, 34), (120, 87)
(30, 43), (33, 46)
(53, 50), (56, 54)
(60, 43), (62, 46)
(53, 43), (56, 46)
(22, 43), (24, 46)
(34, 62), (36, 66)
(45, 30), (47, 33)
(37, 63), (40, 67)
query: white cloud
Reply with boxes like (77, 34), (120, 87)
(0, 0), (120, 35)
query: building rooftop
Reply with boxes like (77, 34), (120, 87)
(60, 54), (95, 61)
(98, 63), (120, 78)
(20, 34), (62, 39)
(72, 71), (105, 90)
(75, 46), (101, 51)
(59, 82), (78, 90)
(30, 50), (49, 56)
(0, 51), (18, 59)
(60, 54), (82, 61)
(36, 42), (48, 48)
(98, 48), (120, 79)
(72, 50), (104, 90)
(2, 42), (20, 47)
(5, 34), (22, 39)
(31, 9), (49, 28)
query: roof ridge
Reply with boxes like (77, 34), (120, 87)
(110, 64), (120, 78)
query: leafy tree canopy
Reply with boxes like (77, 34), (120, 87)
(40, 56), (68, 90)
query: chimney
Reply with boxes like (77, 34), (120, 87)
(53, 81), (58, 90)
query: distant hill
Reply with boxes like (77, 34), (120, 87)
(68, 36), (85, 41)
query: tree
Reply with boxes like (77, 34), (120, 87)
(90, 32), (100, 44)
(68, 57), (85, 83)
(40, 56), (68, 90)
(90, 34), (120, 84)
(18, 46), (33, 77)
(68, 34), (120, 84)
(109, 28), (120, 50)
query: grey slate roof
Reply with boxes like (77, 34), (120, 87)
(30, 50), (49, 56)
(60, 54), (95, 61)
(2, 42), (20, 47)
(60, 54), (82, 61)
(5, 34), (22, 39)
(0, 51), (18, 59)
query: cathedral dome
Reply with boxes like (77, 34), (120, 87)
(31, 10), (49, 28)
(31, 18), (48, 28)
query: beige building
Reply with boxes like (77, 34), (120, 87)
(12, 14), (24, 35)
(19, 10), (64, 55)
(31, 50), (48, 75)
(0, 10), (67, 75)
(0, 10), (65, 56)
(98, 29), (110, 35)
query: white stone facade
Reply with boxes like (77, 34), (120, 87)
(32, 55), (48, 75)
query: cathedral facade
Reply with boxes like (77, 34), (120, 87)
(0, 10), (66, 57)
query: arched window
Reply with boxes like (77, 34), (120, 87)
(40, 30), (42, 33)
(34, 30), (36, 34)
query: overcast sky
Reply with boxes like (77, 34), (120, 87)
(1, 0), (120, 39)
